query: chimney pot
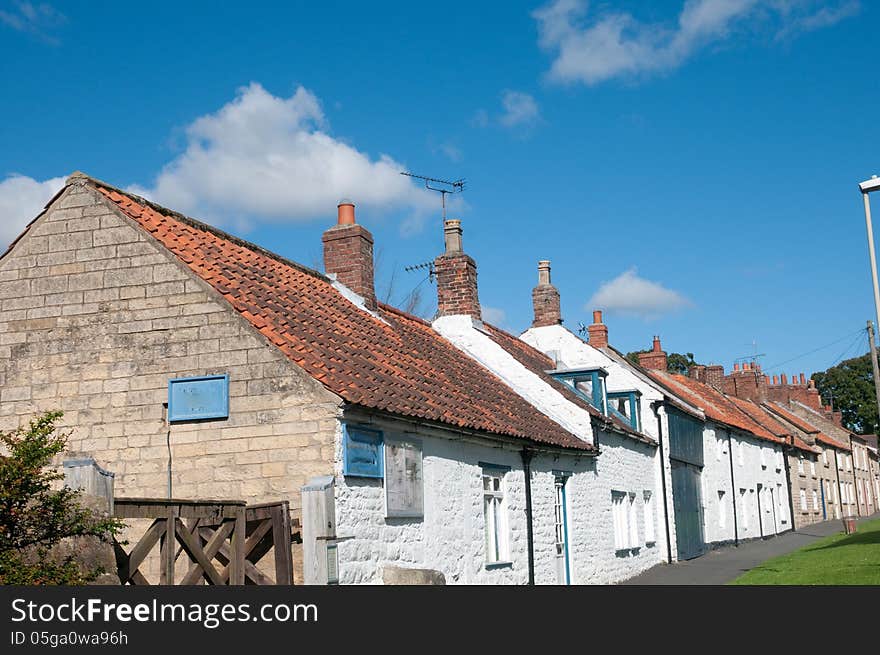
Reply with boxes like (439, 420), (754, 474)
(799, 373), (806, 385)
(781, 373), (788, 384)
(734, 363), (740, 371)
(443, 219), (463, 254)
(337, 200), (356, 225)
(772, 375), (779, 385)
(652, 336), (662, 353)
(537, 260), (551, 285)
(593, 310), (603, 325)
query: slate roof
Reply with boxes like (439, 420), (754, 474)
(85, 181), (595, 452)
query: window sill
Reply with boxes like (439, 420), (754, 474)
(645, 541), (656, 548)
(615, 547), (640, 557)
(485, 561), (513, 570)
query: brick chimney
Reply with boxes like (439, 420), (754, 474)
(435, 219), (481, 319)
(722, 362), (767, 402)
(705, 365), (724, 388)
(322, 200), (376, 310)
(587, 310), (608, 349)
(688, 364), (706, 382)
(638, 336), (668, 371)
(531, 260), (562, 327)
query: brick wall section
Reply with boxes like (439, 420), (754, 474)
(434, 252), (481, 319)
(322, 223), (376, 310)
(531, 284), (561, 328)
(0, 183), (342, 579)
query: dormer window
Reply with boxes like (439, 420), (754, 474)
(550, 367), (608, 415)
(607, 390), (642, 431)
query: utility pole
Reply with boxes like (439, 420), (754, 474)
(867, 320), (880, 434)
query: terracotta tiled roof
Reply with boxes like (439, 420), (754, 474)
(483, 324), (655, 445)
(93, 183), (593, 451)
(645, 371), (786, 444)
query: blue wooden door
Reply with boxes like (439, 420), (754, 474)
(671, 460), (704, 560)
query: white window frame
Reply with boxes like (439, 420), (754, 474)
(797, 455), (804, 474)
(628, 493), (638, 549)
(777, 484), (786, 524)
(643, 491), (655, 545)
(612, 491), (630, 551)
(482, 467), (510, 565)
(810, 458), (816, 477)
(812, 489), (819, 511)
(740, 489), (749, 530)
(800, 489), (807, 511)
(718, 490), (727, 529)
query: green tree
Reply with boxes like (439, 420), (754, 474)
(811, 353), (879, 435)
(625, 350), (701, 375)
(0, 411), (123, 585)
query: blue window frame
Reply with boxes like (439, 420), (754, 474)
(168, 374), (229, 422)
(343, 425), (384, 478)
(551, 368), (608, 414)
(607, 390), (642, 431)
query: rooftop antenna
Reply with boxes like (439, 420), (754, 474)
(404, 260), (435, 283)
(577, 322), (588, 337)
(734, 338), (765, 368)
(400, 171), (465, 222)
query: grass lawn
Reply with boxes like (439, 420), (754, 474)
(731, 518), (880, 585)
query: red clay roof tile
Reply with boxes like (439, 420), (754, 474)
(95, 184), (593, 452)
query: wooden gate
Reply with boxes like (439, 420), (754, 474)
(112, 498), (298, 585)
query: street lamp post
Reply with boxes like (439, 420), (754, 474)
(859, 175), (880, 431)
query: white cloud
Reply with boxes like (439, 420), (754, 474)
(533, 0), (859, 85)
(472, 92), (541, 130)
(499, 91), (540, 128)
(0, 1), (66, 45)
(481, 305), (507, 326)
(133, 83), (433, 227)
(0, 174), (65, 248)
(586, 268), (692, 319)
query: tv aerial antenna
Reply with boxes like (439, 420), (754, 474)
(400, 171), (465, 221)
(404, 260), (435, 282)
(734, 339), (766, 368)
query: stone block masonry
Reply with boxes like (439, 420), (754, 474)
(0, 181), (343, 582)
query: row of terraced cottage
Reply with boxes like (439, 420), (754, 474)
(1, 172), (879, 584)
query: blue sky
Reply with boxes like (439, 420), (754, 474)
(1, 0), (878, 378)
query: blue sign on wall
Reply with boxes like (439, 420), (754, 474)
(343, 426), (383, 478)
(168, 375), (229, 423)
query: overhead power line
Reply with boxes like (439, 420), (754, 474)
(762, 327), (866, 373)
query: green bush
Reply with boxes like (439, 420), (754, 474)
(0, 411), (124, 585)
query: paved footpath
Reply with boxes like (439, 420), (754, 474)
(624, 513), (880, 585)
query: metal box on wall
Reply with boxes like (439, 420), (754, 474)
(168, 374), (229, 422)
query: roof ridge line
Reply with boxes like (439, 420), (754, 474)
(86, 174), (330, 284)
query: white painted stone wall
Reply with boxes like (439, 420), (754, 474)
(332, 414), (663, 585)
(521, 324), (678, 562)
(700, 424), (790, 545)
(433, 316), (594, 445)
